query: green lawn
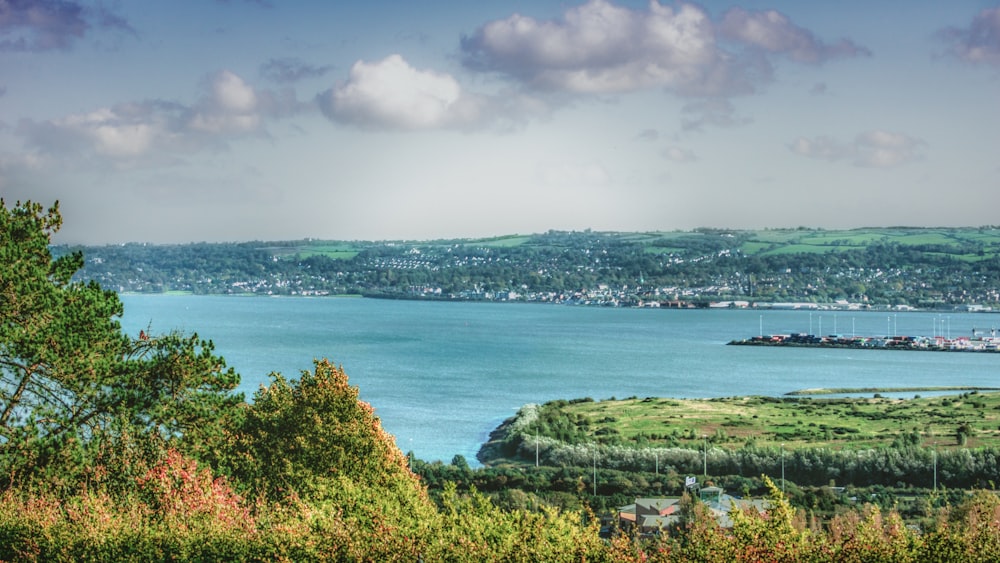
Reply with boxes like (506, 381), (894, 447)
(545, 390), (1000, 452)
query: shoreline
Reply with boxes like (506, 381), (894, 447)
(116, 291), (1000, 312)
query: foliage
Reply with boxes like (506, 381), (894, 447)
(227, 359), (446, 559)
(427, 483), (608, 562)
(0, 200), (240, 489)
(231, 359), (422, 500)
(136, 448), (253, 534)
(117, 331), (243, 467)
(1, 201), (130, 480)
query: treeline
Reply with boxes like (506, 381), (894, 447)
(413, 454), (972, 522)
(57, 228), (1000, 306)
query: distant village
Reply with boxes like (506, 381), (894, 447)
(67, 228), (1000, 311)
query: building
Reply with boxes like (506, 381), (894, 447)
(618, 498), (682, 535)
(617, 486), (771, 535)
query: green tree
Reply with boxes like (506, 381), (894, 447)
(230, 359), (440, 559)
(233, 359), (424, 499)
(0, 200), (240, 486)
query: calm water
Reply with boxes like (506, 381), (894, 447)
(119, 295), (1000, 464)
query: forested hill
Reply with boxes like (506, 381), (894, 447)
(58, 227), (1000, 308)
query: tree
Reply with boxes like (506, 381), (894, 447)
(233, 359), (422, 500)
(0, 200), (240, 485)
(230, 359), (440, 560)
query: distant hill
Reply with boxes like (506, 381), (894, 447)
(57, 227), (1000, 308)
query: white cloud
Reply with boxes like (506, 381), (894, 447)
(854, 130), (924, 168)
(188, 71), (261, 134)
(461, 0), (868, 96)
(718, 7), (870, 63)
(321, 54), (485, 130)
(18, 102), (177, 160)
(941, 7), (1000, 66)
(790, 130), (923, 168)
(90, 121), (155, 157)
(14, 70), (289, 163)
(214, 71), (258, 113)
(462, 1), (730, 95)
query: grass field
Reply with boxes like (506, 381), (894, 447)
(736, 227), (1000, 257)
(245, 227), (1000, 262)
(545, 389), (1000, 452)
(474, 235), (532, 248)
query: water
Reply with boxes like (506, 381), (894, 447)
(119, 295), (1000, 464)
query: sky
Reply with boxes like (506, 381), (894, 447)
(2, 0), (999, 244)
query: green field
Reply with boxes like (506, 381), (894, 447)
(643, 246), (687, 255)
(257, 242), (361, 260)
(243, 226), (1000, 263)
(734, 227), (1000, 258)
(474, 235), (532, 248)
(295, 247), (360, 260)
(536, 390), (1000, 452)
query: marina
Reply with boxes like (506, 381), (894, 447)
(729, 329), (1000, 352)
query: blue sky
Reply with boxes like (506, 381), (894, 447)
(2, 1), (999, 244)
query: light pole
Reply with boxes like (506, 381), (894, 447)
(933, 449), (938, 492)
(535, 428), (539, 468)
(703, 435), (707, 477)
(781, 443), (786, 494)
(593, 448), (598, 497)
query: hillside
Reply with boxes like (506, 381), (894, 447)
(61, 227), (1000, 307)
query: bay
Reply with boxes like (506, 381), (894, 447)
(119, 295), (1000, 464)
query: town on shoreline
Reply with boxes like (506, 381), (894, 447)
(64, 227), (1000, 311)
